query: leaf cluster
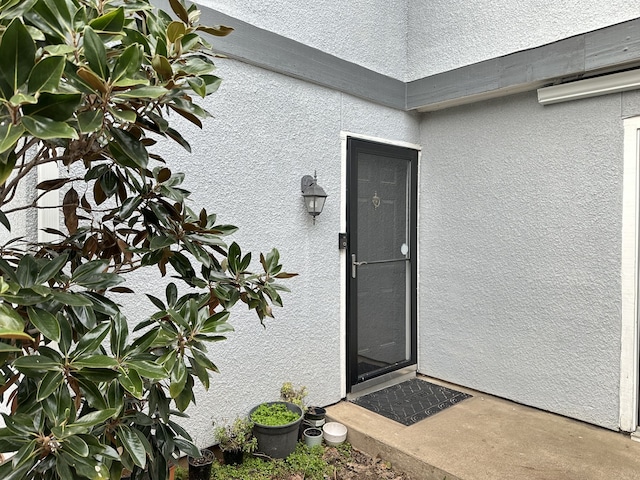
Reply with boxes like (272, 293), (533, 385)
(0, 0), (297, 479)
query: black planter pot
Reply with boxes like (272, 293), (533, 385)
(250, 401), (303, 459)
(304, 406), (326, 421)
(222, 449), (244, 465)
(188, 449), (215, 480)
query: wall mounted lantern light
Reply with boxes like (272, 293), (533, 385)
(301, 172), (327, 224)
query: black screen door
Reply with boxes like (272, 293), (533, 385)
(347, 138), (418, 391)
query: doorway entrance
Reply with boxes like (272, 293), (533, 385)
(346, 137), (418, 393)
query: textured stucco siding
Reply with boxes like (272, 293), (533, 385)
(196, 0), (407, 80)
(418, 90), (629, 429)
(408, 1), (640, 80)
(115, 59), (418, 447)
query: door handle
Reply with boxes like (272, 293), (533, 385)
(351, 254), (367, 278)
(352, 254), (409, 278)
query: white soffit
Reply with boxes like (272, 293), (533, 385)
(538, 69), (640, 105)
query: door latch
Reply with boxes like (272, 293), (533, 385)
(351, 254), (368, 278)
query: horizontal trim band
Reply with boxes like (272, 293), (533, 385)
(408, 17), (640, 111)
(155, 1), (640, 112)
(155, 0), (406, 110)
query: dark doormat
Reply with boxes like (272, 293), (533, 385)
(351, 378), (471, 426)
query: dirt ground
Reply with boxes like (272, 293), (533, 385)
(322, 446), (413, 480)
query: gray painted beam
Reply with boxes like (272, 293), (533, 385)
(408, 18), (640, 111)
(154, 0), (640, 113)
(154, 0), (406, 110)
(585, 19), (640, 71)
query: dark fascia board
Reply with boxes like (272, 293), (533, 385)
(408, 17), (640, 111)
(154, 0), (406, 110)
(154, 1), (639, 112)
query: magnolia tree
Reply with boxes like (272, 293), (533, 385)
(0, 0), (295, 479)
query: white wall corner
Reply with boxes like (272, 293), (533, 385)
(619, 116), (640, 432)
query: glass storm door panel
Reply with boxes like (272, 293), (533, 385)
(347, 138), (417, 390)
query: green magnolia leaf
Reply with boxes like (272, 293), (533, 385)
(1, 288), (47, 306)
(27, 55), (64, 93)
(72, 355), (119, 370)
(108, 107), (137, 123)
(0, 122), (25, 154)
(112, 76), (149, 88)
(169, 0), (190, 23)
(77, 110), (104, 133)
(21, 115), (79, 140)
(169, 359), (187, 398)
(35, 253), (68, 283)
(0, 0), (37, 21)
(89, 6), (125, 33)
(16, 254), (38, 287)
(13, 355), (60, 374)
(0, 18), (36, 95)
(83, 292), (120, 316)
(71, 408), (118, 427)
(166, 21), (186, 43)
(149, 235), (174, 251)
(187, 77), (206, 98)
(110, 314), (128, 357)
(22, 92), (82, 121)
(43, 44), (76, 55)
(0, 303), (32, 341)
(63, 435), (89, 458)
(76, 66), (107, 93)
(71, 260), (123, 289)
(51, 291), (93, 307)
(0, 343), (20, 353)
(55, 457), (73, 480)
(0, 150), (16, 187)
(109, 128), (148, 169)
(118, 426), (147, 468)
(36, 370), (64, 401)
(190, 347), (219, 372)
(27, 307), (61, 342)
(202, 74), (222, 95)
(72, 322), (110, 357)
(166, 127), (191, 152)
(151, 55), (173, 80)
(196, 25), (234, 37)
(8, 93), (37, 106)
(178, 56), (216, 76)
(125, 360), (167, 380)
(174, 374), (193, 411)
(82, 26), (108, 79)
(115, 86), (169, 99)
(111, 44), (143, 84)
(119, 367), (143, 398)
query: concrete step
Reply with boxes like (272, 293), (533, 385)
(325, 378), (640, 480)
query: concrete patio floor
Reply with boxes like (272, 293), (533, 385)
(325, 376), (640, 480)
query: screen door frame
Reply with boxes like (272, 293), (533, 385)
(346, 136), (418, 393)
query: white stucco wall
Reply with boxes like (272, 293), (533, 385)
(115, 59), (418, 447)
(418, 90), (628, 429)
(408, 0), (640, 80)
(196, 0), (408, 80)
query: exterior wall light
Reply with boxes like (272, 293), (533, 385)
(301, 172), (327, 224)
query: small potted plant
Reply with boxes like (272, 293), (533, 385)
(187, 449), (216, 480)
(280, 382), (308, 408)
(214, 417), (258, 465)
(249, 401), (303, 458)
